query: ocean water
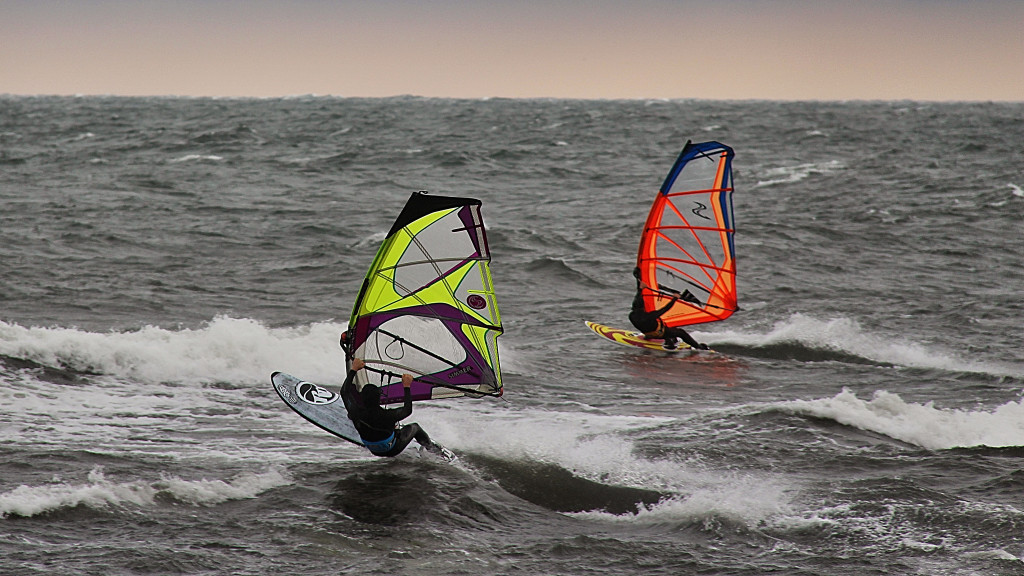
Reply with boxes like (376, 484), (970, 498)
(1, 95), (1023, 575)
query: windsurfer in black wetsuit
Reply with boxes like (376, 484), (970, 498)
(339, 357), (451, 459)
(629, 267), (708, 350)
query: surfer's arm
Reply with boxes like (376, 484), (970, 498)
(387, 374), (414, 422)
(654, 295), (679, 317)
(340, 358), (365, 394)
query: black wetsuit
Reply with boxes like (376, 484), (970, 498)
(339, 369), (433, 457)
(628, 284), (702, 349)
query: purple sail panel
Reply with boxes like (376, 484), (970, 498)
(351, 304), (498, 405)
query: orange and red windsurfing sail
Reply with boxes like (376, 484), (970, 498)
(636, 141), (738, 328)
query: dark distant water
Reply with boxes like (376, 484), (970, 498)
(2, 95), (1024, 576)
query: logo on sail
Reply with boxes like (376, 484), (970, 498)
(691, 201), (711, 220)
(447, 365), (473, 379)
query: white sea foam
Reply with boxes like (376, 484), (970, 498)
(0, 316), (358, 456)
(963, 549), (1023, 562)
(753, 160), (843, 187)
(419, 404), (793, 526)
(0, 316), (525, 460)
(781, 388), (1024, 450)
(158, 467), (292, 505)
(573, 475), (791, 526)
(0, 315), (527, 387)
(353, 230), (388, 249)
(707, 313), (1021, 377)
(0, 316), (348, 386)
(1009, 183), (1024, 197)
(0, 466), (290, 518)
(0, 320), (789, 526)
(170, 154), (224, 163)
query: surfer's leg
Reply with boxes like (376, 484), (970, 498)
(380, 423), (435, 457)
(627, 313), (644, 334)
(629, 310), (658, 336)
(408, 423), (441, 451)
(405, 423), (449, 456)
(412, 425), (433, 447)
(636, 317), (664, 341)
(665, 327), (701, 349)
(400, 424), (455, 461)
(403, 423), (430, 445)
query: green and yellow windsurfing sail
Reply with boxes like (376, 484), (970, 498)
(346, 191), (503, 405)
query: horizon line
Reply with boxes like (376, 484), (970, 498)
(4, 92), (1023, 105)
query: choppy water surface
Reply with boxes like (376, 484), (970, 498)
(2, 96), (1023, 575)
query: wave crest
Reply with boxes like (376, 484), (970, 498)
(781, 388), (1024, 450)
(0, 466), (290, 518)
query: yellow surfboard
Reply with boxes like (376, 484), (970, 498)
(584, 321), (714, 354)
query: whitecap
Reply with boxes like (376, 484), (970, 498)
(0, 316), (349, 386)
(754, 160), (843, 188)
(0, 466), (290, 518)
(170, 154), (224, 163)
(781, 388), (1024, 450)
(709, 313), (1020, 377)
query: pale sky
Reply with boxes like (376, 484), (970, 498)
(2, 0), (1022, 101)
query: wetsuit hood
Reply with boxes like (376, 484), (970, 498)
(361, 384), (380, 406)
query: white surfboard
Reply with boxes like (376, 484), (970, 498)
(271, 371), (363, 446)
(271, 371), (457, 461)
